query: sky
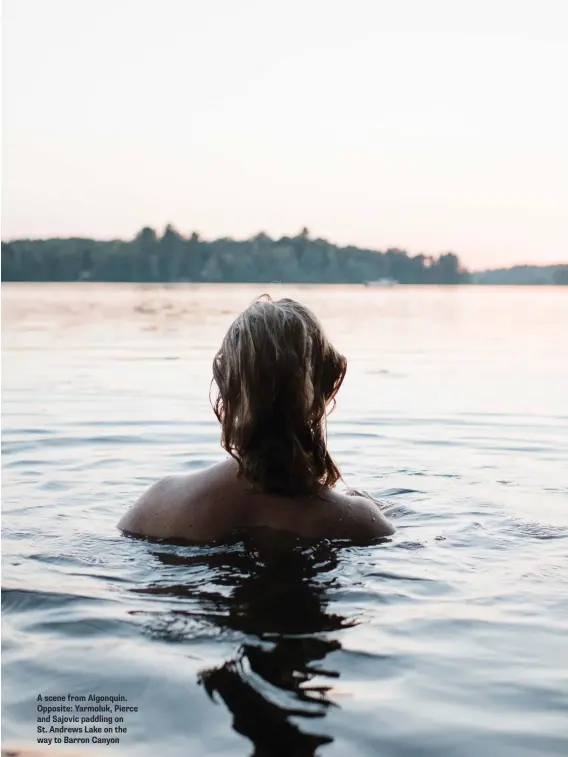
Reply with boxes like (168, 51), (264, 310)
(2, 0), (567, 268)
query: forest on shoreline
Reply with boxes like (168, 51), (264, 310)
(1, 227), (468, 284)
(3, 227), (567, 284)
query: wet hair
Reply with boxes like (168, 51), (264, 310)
(212, 295), (347, 497)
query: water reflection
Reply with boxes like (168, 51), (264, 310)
(133, 533), (355, 756)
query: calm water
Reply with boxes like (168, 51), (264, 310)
(2, 284), (567, 757)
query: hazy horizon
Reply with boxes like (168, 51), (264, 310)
(3, 0), (567, 268)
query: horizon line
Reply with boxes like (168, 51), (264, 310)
(2, 228), (567, 272)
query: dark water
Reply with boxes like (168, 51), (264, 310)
(2, 284), (567, 756)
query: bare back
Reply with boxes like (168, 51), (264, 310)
(118, 459), (394, 544)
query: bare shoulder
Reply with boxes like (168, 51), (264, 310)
(117, 461), (394, 544)
(117, 460), (243, 540)
(117, 474), (189, 537)
(318, 488), (395, 541)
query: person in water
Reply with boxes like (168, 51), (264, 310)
(118, 296), (394, 543)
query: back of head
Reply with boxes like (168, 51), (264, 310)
(212, 296), (347, 497)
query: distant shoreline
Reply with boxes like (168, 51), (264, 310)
(2, 229), (567, 285)
(2, 279), (567, 287)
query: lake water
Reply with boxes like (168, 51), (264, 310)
(2, 283), (567, 757)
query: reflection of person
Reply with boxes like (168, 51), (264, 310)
(119, 295), (393, 542)
(136, 536), (353, 757)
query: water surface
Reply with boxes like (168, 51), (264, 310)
(2, 284), (567, 756)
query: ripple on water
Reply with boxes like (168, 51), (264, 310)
(2, 284), (568, 757)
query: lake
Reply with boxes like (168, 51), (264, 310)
(2, 283), (567, 757)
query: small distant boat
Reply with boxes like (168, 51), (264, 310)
(363, 278), (398, 286)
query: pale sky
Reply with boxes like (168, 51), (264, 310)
(2, 0), (567, 268)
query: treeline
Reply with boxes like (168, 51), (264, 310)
(1, 226), (469, 284)
(472, 264), (568, 285)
